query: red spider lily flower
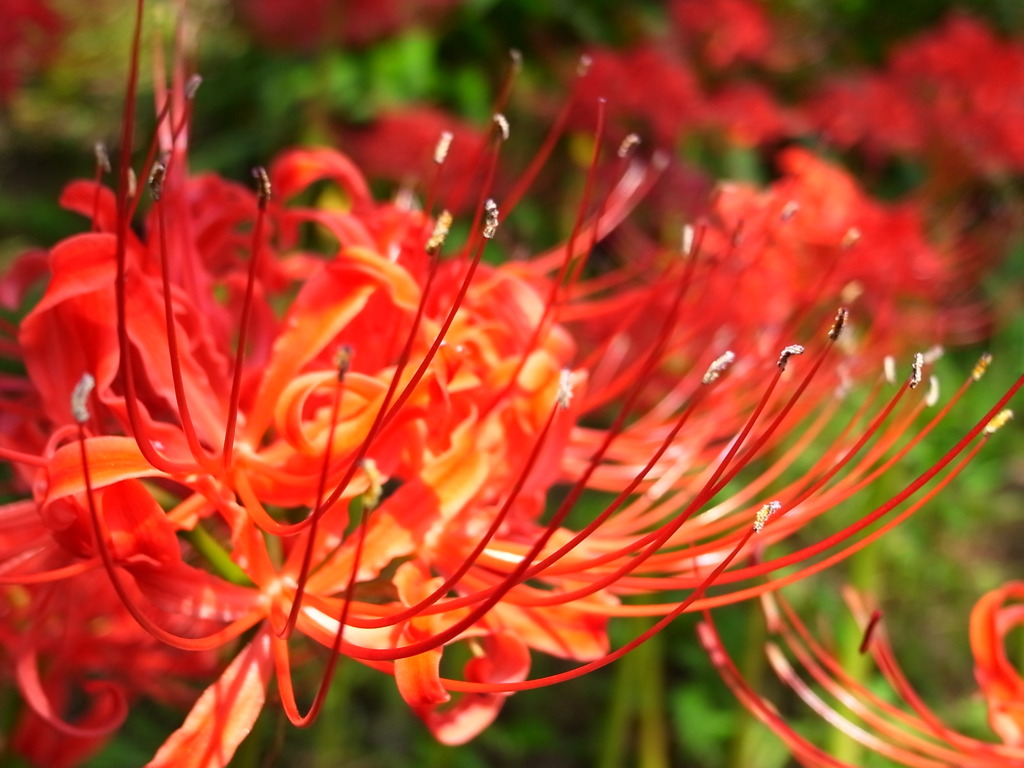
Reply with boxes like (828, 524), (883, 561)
(2, 3), (1023, 767)
(669, 0), (773, 70)
(805, 13), (1024, 178)
(700, 576), (1024, 767)
(569, 45), (793, 154)
(0, 0), (63, 103)
(804, 73), (925, 163)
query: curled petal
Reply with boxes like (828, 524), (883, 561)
(46, 436), (167, 503)
(422, 632), (532, 746)
(270, 148), (372, 209)
(970, 581), (1024, 746)
(15, 647), (127, 740)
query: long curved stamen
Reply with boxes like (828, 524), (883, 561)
(277, 347), (351, 639)
(222, 167), (272, 469)
(149, 160), (217, 471)
(71, 373), (263, 652)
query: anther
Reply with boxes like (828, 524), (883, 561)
(483, 199), (500, 239)
(681, 224), (695, 258)
(335, 345), (353, 380)
(754, 501), (782, 533)
(148, 160), (167, 200)
(777, 344), (805, 371)
(509, 49), (523, 73)
(840, 281), (863, 304)
(617, 133), (641, 159)
(828, 307), (848, 341)
(909, 353), (924, 389)
(94, 142), (111, 174)
(185, 74), (202, 100)
(859, 610), (883, 654)
(71, 373), (96, 425)
(883, 356), (896, 384)
(434, 131), (453, 165)
(127, 168), (138, 199)
(252, 166), (272, 210)
(973, 352), (993, 381)
(923, 345), (944, 364)
(360, 458), (384, 511)
(702, 351), (736, 384)
(983, 409), (1013, 436)
(557, 369), (574, 410)
(426, 210), (453, 255)
(780, 201), (799, 221)
(841, 227), (862, 248)
(492, 113), (510, 142)
(925, 375), (940, 407)
(577, 54), (593, 77)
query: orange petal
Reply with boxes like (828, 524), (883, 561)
(146, 628), (272, 768)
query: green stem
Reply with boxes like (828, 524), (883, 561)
(636, 624), (670, 768)
(726, 601), (767, 768)
(828, 521), (881, 765)
(599, 616), (669, 768)
(312, 659), (352, 768)
(185, 523), (251, 585)
(598, 635), (635, 768)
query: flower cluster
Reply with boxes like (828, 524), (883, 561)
(807, 13), (1024, 178)
(1, 2), (1022, 767)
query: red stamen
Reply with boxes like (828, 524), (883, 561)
(222, 167), (271, 469)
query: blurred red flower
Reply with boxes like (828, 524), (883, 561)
(0, 0), (63, 103)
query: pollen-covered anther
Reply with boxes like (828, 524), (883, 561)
(577, 54), (593, 77)
(426, 210), (453, 255)
(840, 281), (863, 305)
(185, 74), (202, 100)
(557, 369), (574, 410)
(923, 345), (944, 364)
(148, 160), (167, 200)
(754, 501), (782, 533)
(433, 131), (453, 165)
(71, 373), (96, 425)
(94, 142), (111, 173)
(973, 352), (993, 381)
(127, 167), (138, 199)
(828, 307), (849, 341)
(252, 166), (272, 209)
(702, 351), (736, 384)
(492, 113), (510, 142)
(925, 375), (940, 407)
(909, 352), (924, 389)
(618, 133), (641, 158)
(360, 458), (384, 511)
(780, 200), (799, 221)
(983, 409), (1013, 436)
(509, 48), (523, 73)
(483, 199), (500, 239)
(883, 355), (896, 384)
(841, 226), (862, 248)
(681, 224), (695, 258)
(334, 345), (353, 379)
(777, 344), (805, 371)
